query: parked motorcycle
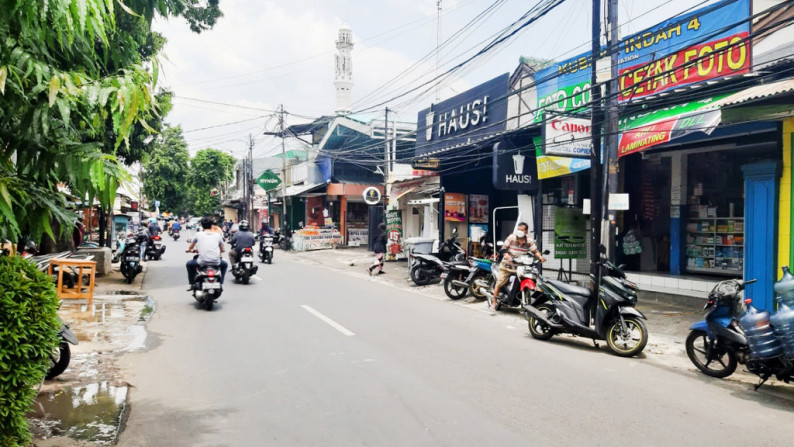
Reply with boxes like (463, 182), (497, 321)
(189, 256), (223, 311)
(46, 317), (78, 380)
(409, 229), (466, 286)
(231, 246), (258, 284)
(441, 257), (493, 300)
(525, 245), (648, 357)
(258, 234), (275, 264)
(145, 234), (166, 260)
(686, 272), (794, 388)
(119, 235), (143, 284)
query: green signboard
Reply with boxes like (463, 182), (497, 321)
(554, 207), (587, 259)
(256, 170), (281, 191)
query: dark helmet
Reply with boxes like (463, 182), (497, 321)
(239, 220), (250, 232)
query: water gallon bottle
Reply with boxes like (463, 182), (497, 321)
(774, 266), (794, 307)
(770, 304), (794, 361)
(739, 304), (783, 359)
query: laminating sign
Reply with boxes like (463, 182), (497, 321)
(415, 73), (509, 157)
(492, 142), (538, 192)
(544, 113), (591, 157)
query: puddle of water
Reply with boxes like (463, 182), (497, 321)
(30, 382), (128, 445)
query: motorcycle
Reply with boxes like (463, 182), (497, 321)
(525, 245), (648, 357)
(145, 234), (166, 260)
(171, 228), (180, 241)
(409, 229), (466, 286)
(685, 275), (794, 389)
(443, 257), (494, 300)
(189, 256), (224, 311)
(258, 234), (275, 264)
(484, 249), (548, 310)
(119, 235), (143, 284)
(46, 317), (79, 379)
(231, 246), (258, 284)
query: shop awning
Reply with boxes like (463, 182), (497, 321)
(617, 95), (729, 158)
(388, 176), (440, 210)
(274, 183), (325, 198)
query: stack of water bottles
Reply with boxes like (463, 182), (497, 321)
(770, 266), (794, 362)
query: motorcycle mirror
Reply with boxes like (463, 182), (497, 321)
(496, 241), (504, 247)
(599, 244), (607, 254)
(542, 250), (550, 255)
(452, 227), (458, 235)
(618, 264), (626, 270)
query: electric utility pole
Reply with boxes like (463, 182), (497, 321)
(248, 134), (255, 224)
(280, 105), (288, 230)
(588, 0), (604, 281)
(602, 0), (620, 261)
(383, 107), (390, 211)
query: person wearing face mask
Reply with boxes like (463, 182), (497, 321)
(491, 222), (546, 312)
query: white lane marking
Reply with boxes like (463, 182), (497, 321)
(252, 275), (262, 281)
(300, 305), (355, 336)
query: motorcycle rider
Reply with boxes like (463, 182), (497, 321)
(171, 219), (182, 233)
(148, 217), (162, 237)
(259, 221), (274, 236)
(186, 216), (228, 289)
(491, 222), (546, 312)
(229, 220), (256, 265)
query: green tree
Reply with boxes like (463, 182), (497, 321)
(188, 148), (236, 216)
(142, 126), (190, 213)
(0, 0), (222, 244)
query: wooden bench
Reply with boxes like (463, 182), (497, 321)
(48, 258), (96, 306)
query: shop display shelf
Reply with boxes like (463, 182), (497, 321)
(686, 266), (743, 276)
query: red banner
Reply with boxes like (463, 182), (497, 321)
(619, 32), (750, 101)
(618, 119), (676, 157)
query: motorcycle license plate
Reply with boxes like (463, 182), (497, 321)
(126, 257), (139, 261)
(203, 282), (220, 290)
(241, 256), (254, 262)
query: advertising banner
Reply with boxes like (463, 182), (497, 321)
(618, 0), (751, 102)
(536, 155), (591, 180)
(256, 170), (282, 191)
(492, 141), (539, 192)
(468, 194), (489, 224)
(444, 193), (467, 222)
(554, 207), (587, 259)
(416, 74), (510, 157)
(544, 113), (591, 156)
(534, 52), (592, 123)
(617, 94), (727, 157)
(386, 210), (403, 255)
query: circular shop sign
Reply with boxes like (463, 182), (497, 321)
(363, 187), (381, 205)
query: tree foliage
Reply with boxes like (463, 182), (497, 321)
(141, 125), (190, 213)
(188, 148), (235, 216)
(0, 0), (222, 243)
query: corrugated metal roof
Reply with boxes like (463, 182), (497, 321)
(707, 78), (794, 109)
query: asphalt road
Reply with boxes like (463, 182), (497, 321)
(118, 238), (794, 446)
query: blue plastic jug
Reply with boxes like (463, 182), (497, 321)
(739, 304), (783, 359)
(774, 266), (794, 307)
(770, 304), (794, 361)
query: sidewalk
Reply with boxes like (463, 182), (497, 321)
(32, 261), (153, 447)
(285, 247), (794, 398)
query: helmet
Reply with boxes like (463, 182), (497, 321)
(239, 220), (250, 232)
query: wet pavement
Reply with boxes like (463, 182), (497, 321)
(30, 261), (154, 446)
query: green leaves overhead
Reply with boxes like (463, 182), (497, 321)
(0, 0), (223, 243)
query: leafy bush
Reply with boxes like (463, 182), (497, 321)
(0, 256), (60, 446)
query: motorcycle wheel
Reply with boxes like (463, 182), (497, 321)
(204, 297), (214, 311)
(606, 317), (648, 357)
(528, 303), (556, 340)
(469, 273), (491, 299)
(267, 255), (272, 264)
(443, 272), (468, 300)
(45, 341), (71, 380)
(685, 330), (737, 378)
(242, 274), (250, 285)
(125, 274), (134, 284)
(410, 266), (432, 286)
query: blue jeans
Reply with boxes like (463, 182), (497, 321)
(186, 259), (228, 285)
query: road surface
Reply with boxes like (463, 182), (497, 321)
(118, 238), (794, 446)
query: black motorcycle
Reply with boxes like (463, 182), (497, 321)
(231, 246), (258, 284)
(145, 234), (166, 260)
(46, 317), (78, 380)
(190, 259), (224, 311)
(525, 245), (648, 357)
(258, 234), (275, 264)
(409, 229), (466, 286)
(120, 236), (144, 284)
(171, 228), (180, 241)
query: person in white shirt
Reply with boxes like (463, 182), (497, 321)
(186, 217), (227, 289)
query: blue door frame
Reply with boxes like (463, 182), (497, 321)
(742, 162), (781, 312)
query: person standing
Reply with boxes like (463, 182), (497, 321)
(491, 222), (546, 312)
(368, 222), (388, 276)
